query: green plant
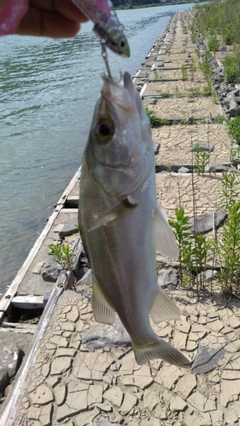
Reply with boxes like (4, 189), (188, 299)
(145, 108), (168, 126)
(49, 243), (75, 272)
(169, 207), (194, 288)
(218, 201), (240, 295)
(222, 55), (240, 83)
(214, 114), (224, 124)
(181, 65), (188, 81)
(231, 145), (240, 161)
(193, 144), (210, 174)
(219, 172), (239, 211)
(161, 91), (170, 98)
(208, 36), (219, 54)
(202, 82), (213, 97)
(175, 87), (182, 98)
(227, 117), (240, 143)
(153, 69), (160, 80)
(188, 86), (201, 98)
(190, 58), (197, 80)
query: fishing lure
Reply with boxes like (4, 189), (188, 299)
(71, 0), (130, 58)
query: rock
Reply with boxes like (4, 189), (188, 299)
(41, 261), (62, 282)
(98, 417), (120, 426)
(189, 211), (227, 234)
(0, 345), (23, 397)
(191, 344), (229, 374)
(82, 318), (131, 349)
(205, 163), (231, 172)
(196, 270), (218, 283)
(59, 216), (78, 239)
(178, 166), (191, 173)
(158, 268), (178, 289)
(153, 142), (160, 155)
(228, 98), (240, 117)
(188, 144), (213, 153)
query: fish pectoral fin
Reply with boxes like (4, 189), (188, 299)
(88, 197), (138, 232)
(92, 275), (115, 325)
(133, 338), (191, 368)
(151, 287), (181, 324)
(153, 202), (179, 260)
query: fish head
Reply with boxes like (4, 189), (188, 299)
(85, 72), (154, 198)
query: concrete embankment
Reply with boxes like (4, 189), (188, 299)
(1, 10), (240, 426)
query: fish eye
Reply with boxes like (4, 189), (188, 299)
(95, 118), (114, 144)
(118, 37), (126, 51)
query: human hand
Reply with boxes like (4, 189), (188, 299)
(0, 0), (88, 38)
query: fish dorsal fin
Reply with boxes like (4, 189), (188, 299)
(92, 275), (115, 325)
(153, 202), (179, 259)
(151, 287), (181, 324)
(88, 196), (139, 232)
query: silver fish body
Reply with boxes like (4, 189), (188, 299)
(72, 0), (130, 57)
(79, 72), (190, 368)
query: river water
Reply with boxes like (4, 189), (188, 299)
(0, 4), (194, 295)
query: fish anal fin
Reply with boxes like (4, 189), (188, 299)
(92, 275), (115, 325)
(153, 202), (179, 260)
(151, 288), (181, 324)
(133, 338), (191, 368)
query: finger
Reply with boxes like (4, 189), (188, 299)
(30, 0), (88, 22)
(16, 7), (82, 38)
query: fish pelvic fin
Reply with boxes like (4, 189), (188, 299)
(153, 202), (179, 260)
(92, 275), (115, 325)
(133, 338), (191, 368)
(151, 287), (181, 324)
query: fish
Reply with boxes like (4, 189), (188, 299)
(71, 0), (130, 57)
(78, 72), (190, 368)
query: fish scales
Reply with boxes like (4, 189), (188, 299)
(79, 72), (190, 368)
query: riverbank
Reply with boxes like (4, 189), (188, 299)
(1, 10), (240, 426)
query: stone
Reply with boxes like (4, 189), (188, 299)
(196, 270), (218, 284)
(178, 166), (191, 173)
(189, 211), (227, 234)
(157, 268), (178, 290)
(59, 216), (78, 238)
(50, 357), (72, 375)
(30, 384), (54, 406)
(41, 261), (62, 282)
(205, 163), (231, 173)
(81, 318), (131, 349)
(98, 417), (121, 426)
(0, 345), (23, 397)
(120, 392), (138, 415)
(175, 373), (197, 399)
(191, 344), (228, 374)
(188, 144), (213, 153)
(104, 386), (124, 408)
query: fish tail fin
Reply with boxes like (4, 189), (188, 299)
(133, 338), (190, 368)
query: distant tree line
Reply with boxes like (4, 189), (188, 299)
(112, 0), (161, 7)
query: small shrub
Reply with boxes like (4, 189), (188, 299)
(227, 117), (240, 143)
